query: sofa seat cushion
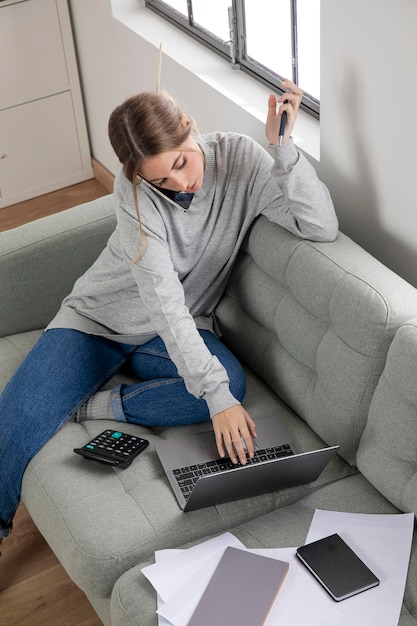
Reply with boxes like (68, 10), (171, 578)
(111, 472), (417, 626)
(22, 364), (354, 601)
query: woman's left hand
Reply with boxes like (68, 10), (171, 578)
(266, 80), (303, 145)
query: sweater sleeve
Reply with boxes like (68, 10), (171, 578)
(261, 139), (338, 242)
(117, 199), (239, 417)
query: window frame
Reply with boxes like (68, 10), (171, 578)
(144, 0), (319, 118)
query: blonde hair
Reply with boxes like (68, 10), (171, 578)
(108, 92), (196, 259)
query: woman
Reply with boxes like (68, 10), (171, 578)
(0, 81), (337, 547)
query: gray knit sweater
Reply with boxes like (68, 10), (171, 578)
(48, 133), (338, 416)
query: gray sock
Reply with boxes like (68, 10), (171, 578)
(75, 390), (114, 422)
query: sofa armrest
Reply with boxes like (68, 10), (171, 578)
(357, 317), (417, 512)
(0, 195), (116, 337)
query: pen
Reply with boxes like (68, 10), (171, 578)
(278, 99), (288, 146)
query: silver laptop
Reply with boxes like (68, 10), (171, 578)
(155, 416), (339, 512)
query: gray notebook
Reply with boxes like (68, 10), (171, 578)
(188, 546), (289, 626)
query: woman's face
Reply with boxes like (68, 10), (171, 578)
(139, 134), (205, 193)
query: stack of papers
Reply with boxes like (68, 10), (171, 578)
(142, 511), (414, 626)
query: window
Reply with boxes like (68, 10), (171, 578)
(145, 0), (320, 117)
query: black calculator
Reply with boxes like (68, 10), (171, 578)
(74, 430), (149, 469)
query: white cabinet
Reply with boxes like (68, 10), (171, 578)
(0, 0), (93, 208)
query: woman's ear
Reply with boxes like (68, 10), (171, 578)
(181, 114), (191, 128)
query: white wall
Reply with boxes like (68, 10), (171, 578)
(69, 0), (417, 286)
(319, 0), (417, 287)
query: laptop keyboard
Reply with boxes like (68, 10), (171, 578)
(173, 444), (295, 501)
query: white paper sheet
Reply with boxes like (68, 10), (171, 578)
(298, 509), (415, 626)
(154, 550), (182, 626)
(141, 532), (245, 625)
(249, 547), (348, 626)
(142, 512), (414, 626)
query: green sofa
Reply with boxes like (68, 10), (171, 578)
(2, 195), (417, 624)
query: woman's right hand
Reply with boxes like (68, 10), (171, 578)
(212, 404), (257, 465)
(265, 80), (303, 145)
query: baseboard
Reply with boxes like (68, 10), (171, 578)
(92, 158), (115, 193)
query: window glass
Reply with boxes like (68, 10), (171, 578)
(192, 0), (230, 42)
(244, 0), (292, 81)
(297, 0), (320, 99)
(160, 0), (187, 17)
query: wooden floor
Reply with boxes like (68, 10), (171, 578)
(0, 178), (109, 232)
(0, 505), (102, 626)
(0, 179), (110, 625)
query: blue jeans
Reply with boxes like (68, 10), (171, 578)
(0, 328), (246, 537)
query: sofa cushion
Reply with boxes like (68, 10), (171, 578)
(111, 473), (417, 626)
(0, 330), (42, 392)
(357, 317), (417, 513)
(216, 217), (417, 464)
(22, 365), (354, 602)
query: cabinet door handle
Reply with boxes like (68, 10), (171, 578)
(0, 153), (8, 160)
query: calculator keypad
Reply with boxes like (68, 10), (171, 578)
(74, 430), (149, 468)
